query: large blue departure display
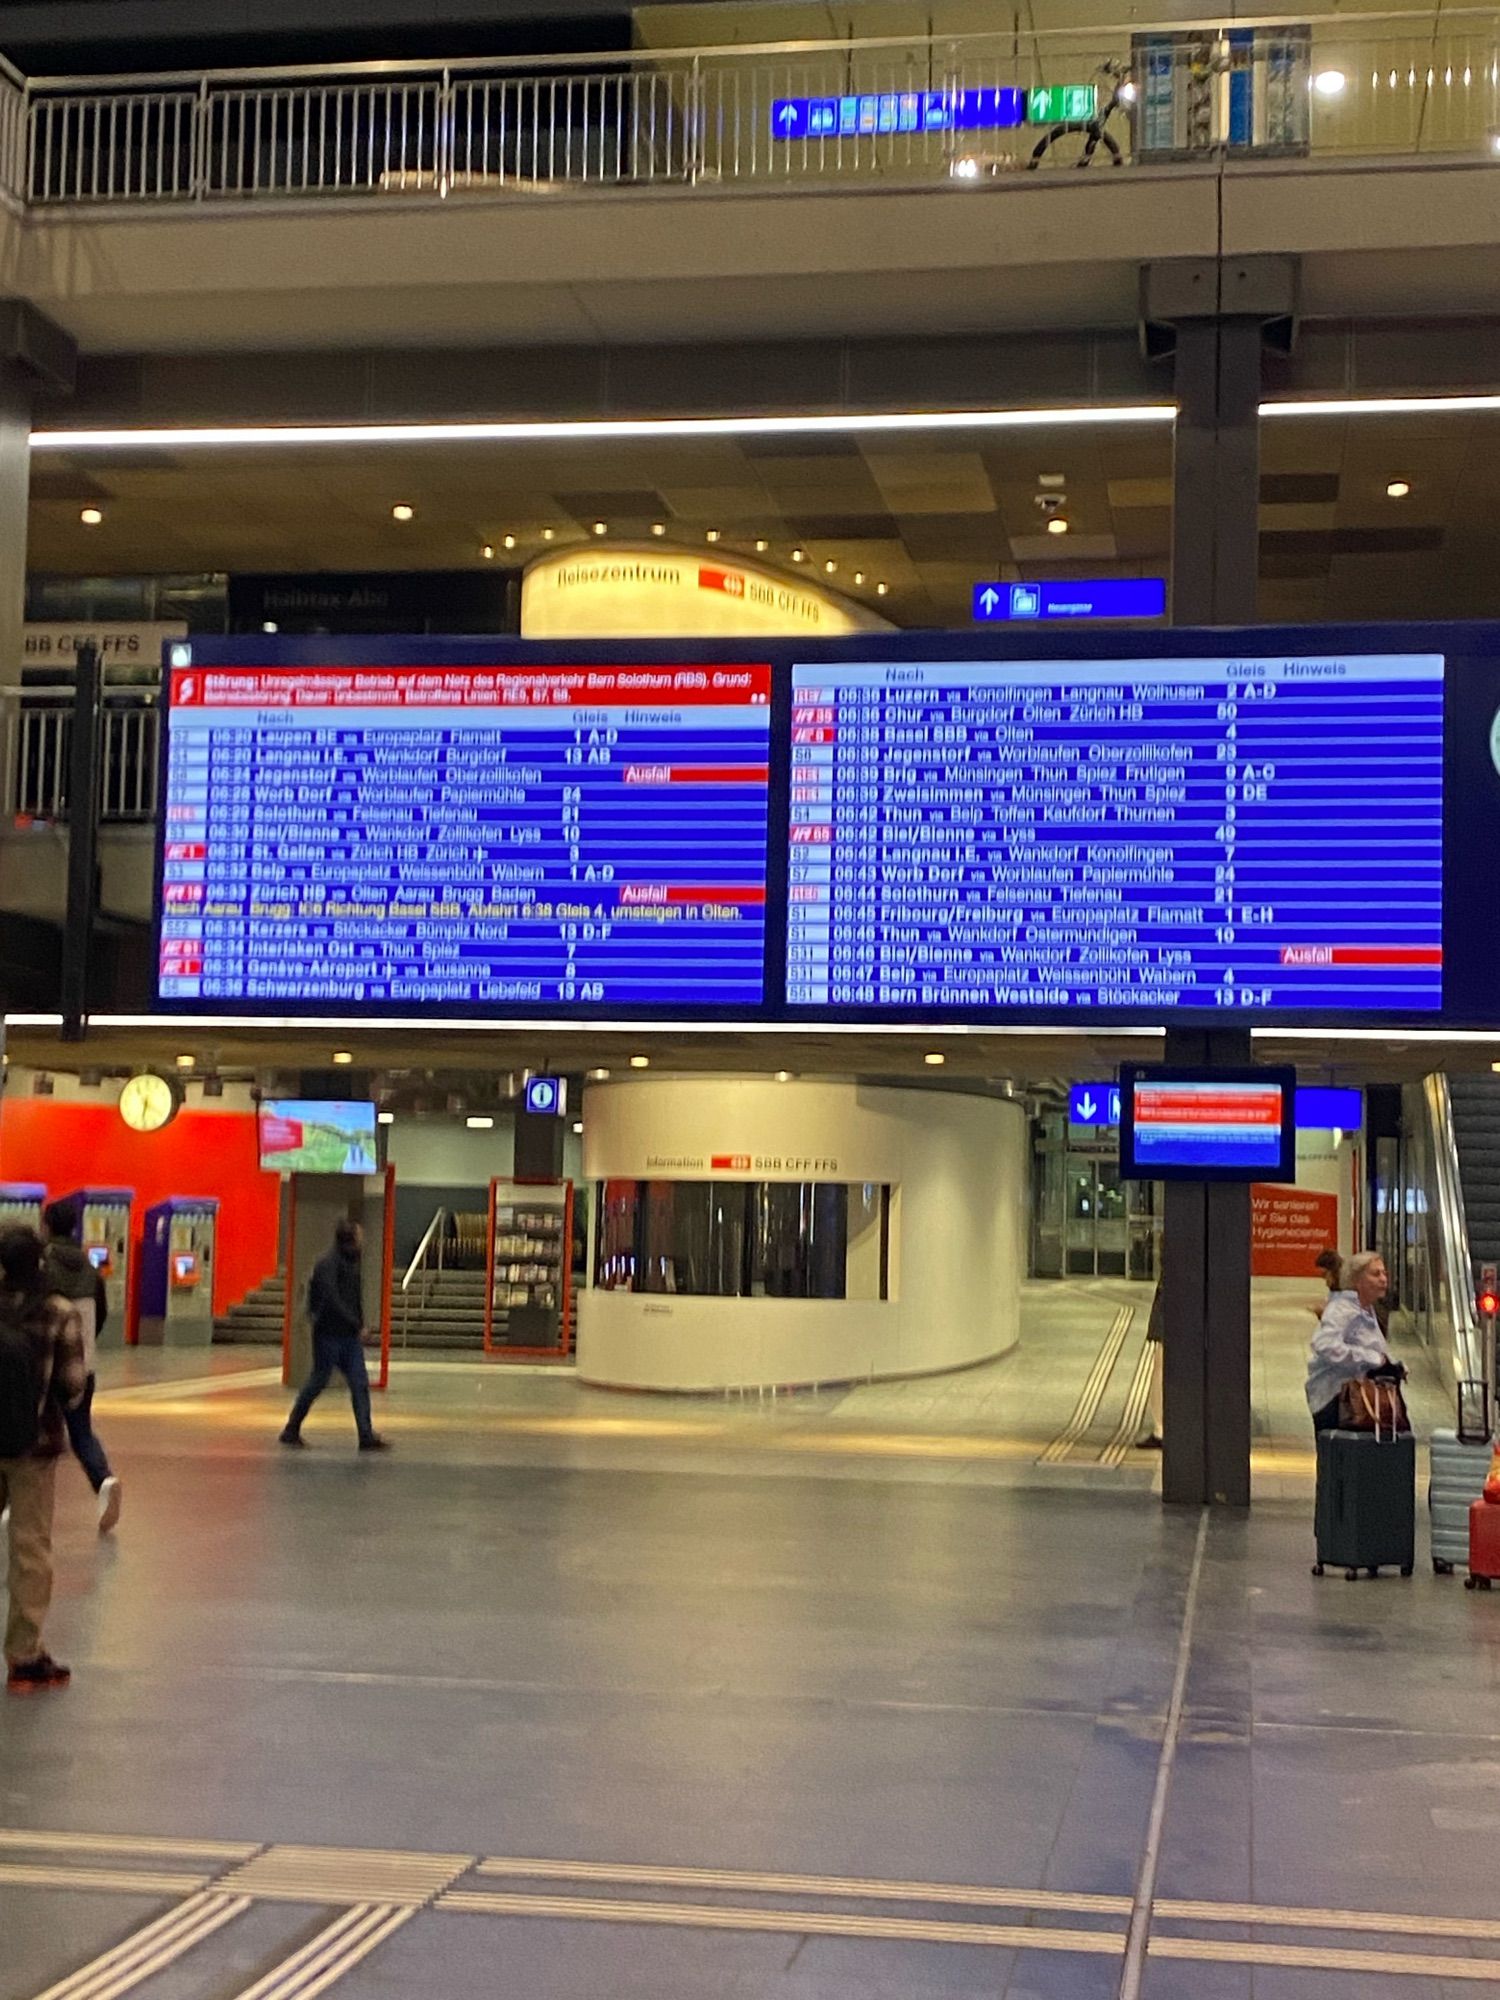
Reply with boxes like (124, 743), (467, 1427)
(786, 653), (1444, 1013)
(158, 662), (772, 1009)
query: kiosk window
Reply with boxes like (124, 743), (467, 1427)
(595, 1181), (891, 1301)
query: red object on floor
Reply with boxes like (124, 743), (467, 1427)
(1468, 1497), (1500, 1583)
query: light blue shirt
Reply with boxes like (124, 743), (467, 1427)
(1306, 1290), (1391, 1414)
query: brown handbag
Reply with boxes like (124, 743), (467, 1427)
(1337, 1378), (1411, 1438)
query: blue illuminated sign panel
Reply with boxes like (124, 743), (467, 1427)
(786, 654), (1444, 1014)
(524, 1076), (567, 1117)
(1068, 1084), (1363, 1130)
(772, 88), (1025, 140)
(1069, 1084), (1122, 1126)
(973, 579), (1168, 622)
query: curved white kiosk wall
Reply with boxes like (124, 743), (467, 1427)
(578, 1077), (1027, 1392)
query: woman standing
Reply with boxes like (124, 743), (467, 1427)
(1305, 1250), (1398, 1433)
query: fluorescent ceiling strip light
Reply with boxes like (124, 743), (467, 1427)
(1261, 394), (1500, 419)
(27, 406), (1175, 451)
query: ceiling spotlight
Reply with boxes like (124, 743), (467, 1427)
(541, 527), (556, 541)
(876, 581), (889, 595)
(924, 1051), (946, 1066)
(572, 1120), (584, 1134)
(592, 520), (608, 536)
(1313, 67), (1347, 97)
(175, 1053), (195, 1070)
(587, 1067), (610, 1080)
(79, 506), (103, 526)
(391, 503), (415, 521)
(706, 528), (722, 543)
(1118, 78), (1139, 104)
(261, 621), (279, 633)
(1385, 479), (1411, 498)
(754, 538), (769, 553)
(1047, 516), (1070, 535)
(853, 570), (865, 585)
(791, 546), (806, 563)
(629, 1054), (650, 1068)
(824, 558), (838, 573)
(378, 1110), (395, 1125)
(502, 532), (517, 549)
(466, 1114), (495, 1130)
(480, 543), (495, 560)
(651, 522), (667, 536)
(331, 1050), (354, 1066)
(774, 1069), (794, 1082)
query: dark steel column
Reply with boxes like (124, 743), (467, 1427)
(60, 640), (102, 1041)
(1160, 1027), (1253, 1509)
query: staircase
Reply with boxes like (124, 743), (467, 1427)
(213, 1272), (286, 1345)
(393, 1267), (489, 1352)
(1445, 1075), (1500, 1272)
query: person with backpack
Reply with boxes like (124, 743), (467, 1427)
(41, 1198), (122, 1533)
(0, 1224), (87, 1694)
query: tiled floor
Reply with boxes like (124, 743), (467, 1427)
(0, 1286), (1484, 1998)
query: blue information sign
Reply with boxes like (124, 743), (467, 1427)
(524, 1076), (567, 1117)
(1069, 1084), (1122, 1126)
(772, 88), (1025, 141)
(973, 579), (1168, 623)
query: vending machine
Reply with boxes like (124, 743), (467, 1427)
(138, 1197), (219, 1347)
(0, 1183), (46, 1229)
(58, 1187), (134, 1347)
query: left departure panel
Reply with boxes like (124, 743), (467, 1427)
(157, 662), (773, 1011)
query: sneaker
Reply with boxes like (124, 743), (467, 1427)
(7, 1653), (71, 1694)
(97, 1477), (122, 1534)
(278, 1431), (306, 1449)
(358, 1434), (392, 1452)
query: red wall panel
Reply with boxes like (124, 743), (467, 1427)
(0, 1100), (281, 1323)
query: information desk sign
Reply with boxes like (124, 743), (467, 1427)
(1119, 1065), (1298, 1183)
(159, 662), (772, 1014)
(786, 653), (1443, 1016)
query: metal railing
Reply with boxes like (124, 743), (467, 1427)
(14, 13), (1500, 206)
(0, 687), (160, 824)
(398, 1205), (449, 1348)
(1393, 1072), (1487, 1395)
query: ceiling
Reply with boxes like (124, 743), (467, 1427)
(26, 405), (1500, 628)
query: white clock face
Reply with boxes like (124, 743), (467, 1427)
(119, 1073), (178, 1133)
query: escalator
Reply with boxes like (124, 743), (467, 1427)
(1382, 1073), (1488, 1395)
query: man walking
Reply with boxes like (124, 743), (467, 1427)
(0, 1225), (86, 1694)
(279, 1220), (389, 1451)
(42, 1199), (122, 1532)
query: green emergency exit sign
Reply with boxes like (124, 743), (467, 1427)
(1027, 84), (1098, 123)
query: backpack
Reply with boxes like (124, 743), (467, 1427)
(0, 1305), (44, 1459)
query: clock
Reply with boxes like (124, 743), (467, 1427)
(118, 1071), (182, 1134)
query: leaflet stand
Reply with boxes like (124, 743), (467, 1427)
(281, 1164), (394, 1392)
(484, 1178), (574, 1358)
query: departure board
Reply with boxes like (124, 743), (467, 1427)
(158, 663), (771, 1010)
(787, 654), (1444, 1013)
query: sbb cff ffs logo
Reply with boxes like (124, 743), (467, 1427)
(710, 1153), (841, 1174)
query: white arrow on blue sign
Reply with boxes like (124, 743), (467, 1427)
(1069, 1084), (1122, 1126)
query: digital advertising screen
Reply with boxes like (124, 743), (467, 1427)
(159, 660), (772, 1014)
(787, 652), (1444, 1016)
(1119, 1066), (1297, 1182)
(258, 1100), (379, 1175)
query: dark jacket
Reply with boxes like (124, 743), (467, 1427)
(43, 1237), (108, 1352)
(2, 1289), (87, 1458)
(309, 1245), (365, 1343)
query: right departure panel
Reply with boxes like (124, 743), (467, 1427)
(787, 652), (1443, 1014)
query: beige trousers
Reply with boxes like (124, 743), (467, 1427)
(0, 1454), (57, 1663)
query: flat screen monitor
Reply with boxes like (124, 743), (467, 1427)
(86, 1245), (110, 1270)
(258, 1100), (379, 1175)
(1119, 1066), (1297, 1182)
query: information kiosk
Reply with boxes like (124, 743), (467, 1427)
(138, 1197), (219, 1347)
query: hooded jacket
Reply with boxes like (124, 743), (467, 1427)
(42, 1238), (107, 1373)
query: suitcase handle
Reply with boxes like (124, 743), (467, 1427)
(1458, 1378), (1492, 1446)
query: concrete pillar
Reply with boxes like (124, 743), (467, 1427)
(0, 302), (77, 676)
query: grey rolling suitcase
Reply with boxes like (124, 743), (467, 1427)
(1429, 1380), (1491, 1575)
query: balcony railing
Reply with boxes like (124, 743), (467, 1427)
(0, 688), (160, 825)
(7, 13), (1500, 208)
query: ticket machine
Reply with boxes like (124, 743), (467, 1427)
(138, 1197), (218, 1347)
(58, 1187), (134, 1347)
(0, 1183), (45, 1229)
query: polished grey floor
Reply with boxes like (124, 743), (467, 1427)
(3, 1329), (1498, 1997)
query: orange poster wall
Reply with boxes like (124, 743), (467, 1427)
(1251, 1183), (1340, 1278)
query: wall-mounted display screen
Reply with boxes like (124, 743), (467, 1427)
(159, 662), (772, 1011)
(787, 653), (1443, 1014)
(1119, 1066), (1297, 1182)
(258, 1100), (379, 1175)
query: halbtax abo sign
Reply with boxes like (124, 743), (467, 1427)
(520, 544), (891, 640)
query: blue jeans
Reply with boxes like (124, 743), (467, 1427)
(285, 1331), (374, 1443)
(65, 1374), (112, 1493)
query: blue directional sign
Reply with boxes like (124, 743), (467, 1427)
(972, 579), (1168, 623)
(772, 88), (1025, 142)
(1069, 1084), (1122, 1127)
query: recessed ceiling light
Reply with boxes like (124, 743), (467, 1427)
(1038, 472), (1067, 489)
(1047, 516), (1070, 535)
(572, 1120), (584, 1134)
(480, 543), (495, 560)
(924, 1051), (946, 1066)
(824, 559), (837, 573)
(854, 570), (865, 585)
(876, 581), (889, 595)
(331, 1050), (354, 1065)
(79, 507), (103, 526)
(1385, 479), (1411, 498)
(378, 1110), (395, 1124)
(651, 522), (666, 536)
(593, 521), (608, 536)
(541, 526), (556, 540)
(391, 503), (414, 521)
(791, 547), (806, 562)
(175, 1053), (195, 1069)
(706, 528), (721, 543)
(629, 1054), (650, 1068)
(774, 1069), (794, 1082)
(1313, 67), (1347, 97)
(502, 532), (517, 549)
(587, 1067), (610, 1080)
(466, 1114), (495, 1130)
(261, 621), (278, 633)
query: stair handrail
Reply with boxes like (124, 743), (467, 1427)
(1423, 1070), (1487, 1392)
(399, 1206), (448, 1347)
